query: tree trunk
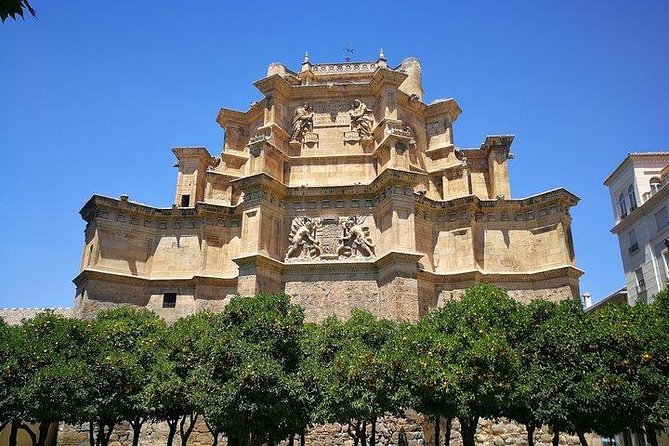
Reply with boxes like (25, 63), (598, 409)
(130, 417), (144, 446)
(17, 423), (37, 446)
(370, 417), (376, 446)
(459, 416), (478, 446)
(552, 430), (559, 446)
(577, 431), (589, 446)
(289, 433), (295, 446)
(348, 420), (360, 446)
(444, 418), (452, 446)
(361, 420), (367, 446)
(646, 425), (660, 446)
(88, 422), (95, 446)
(526, 424), (536, 446)
(98, 422), (114, 446)
(203, 419), (220, 446)
(435, 415), (441, 446)
(9, 421), (19, 446)
(37, 422), (50, 446)
(166, 419), (177, 446)
(179, 413), (199, 446)
(300, 433), (305, 446)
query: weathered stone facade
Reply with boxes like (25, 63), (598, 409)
(73, 52), (582, 323)
(38, 51), (586, 446)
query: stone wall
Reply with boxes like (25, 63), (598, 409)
(57, 414), (602, 446)
(0, 307), (71, 325)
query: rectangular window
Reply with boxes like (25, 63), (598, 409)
(628, 230), (638, 254)
(635, 268), (646, 293)
(655, 207), (668, 231)
(181, 195), (191, 207)
(162, 293), (177, 308)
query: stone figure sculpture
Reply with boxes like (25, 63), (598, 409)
(338, 216), (375, 257)
(349, 99), (374, 138)
(286, 217), (322, 259)
(290, 102), (314, 142)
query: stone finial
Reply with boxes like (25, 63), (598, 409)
(377, 48), (387, 67)
(301, 51), (312, 73)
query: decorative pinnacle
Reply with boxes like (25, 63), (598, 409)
(303, 51), (310, 64)
(377, 48), (388, 67)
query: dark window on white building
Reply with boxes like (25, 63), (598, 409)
(628, 185), (637, 211)
(619, 193), (627, 218)
(655, 206), (668, 231)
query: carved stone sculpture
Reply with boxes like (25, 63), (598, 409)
(338, 216), (375, 258)
(349, 99), (374, 138)
(285, 215), (376, 261)
(286, 217), (322, 259)
(290, 103), (314, 142)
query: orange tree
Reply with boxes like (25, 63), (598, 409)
(306, 310), (397, 446)
(196, 294), (306, 446)
(82, 307), (166, 446)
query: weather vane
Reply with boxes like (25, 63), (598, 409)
(344, 43), (355, 62)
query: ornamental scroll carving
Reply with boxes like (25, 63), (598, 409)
(285, 215), (375, 262)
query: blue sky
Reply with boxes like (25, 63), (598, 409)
(1, 1), (668, 308)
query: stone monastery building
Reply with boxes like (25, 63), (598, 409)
(74, 51), (582, 322)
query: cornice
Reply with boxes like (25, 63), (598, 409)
(417, 265), (584, 284)
(414, 188), (580, 213)
(232, 250), (422, 276)
(425, 98), (462, 123)
(73, 269), (238, 288)
(604, 152), (669, 187)
(171, 146), (213, 161)
(79, 195), (238, 224)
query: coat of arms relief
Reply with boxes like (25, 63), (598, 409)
(285, 216), (376, 262)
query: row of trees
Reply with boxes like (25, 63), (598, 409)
(1, 284), (668, 446)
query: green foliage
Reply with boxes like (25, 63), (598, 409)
(147, 311), (216, 424)
(1, 285), (668, 446)
(18, 312), (94, 426)
(307, 309), (397, 444)
(0, 0), (36, 22)
(84, 306), (166, 443)
(0, 317), (21, 428)
(196, 293), (306, 445)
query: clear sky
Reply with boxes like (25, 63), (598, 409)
(1, 1), (668, 308)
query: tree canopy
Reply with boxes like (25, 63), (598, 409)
(1, 286), (668, 446)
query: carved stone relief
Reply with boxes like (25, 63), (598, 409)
(286, 217), (322, 260)
(285, 215), (375, 262)
(349, 99), (374, 139)
(290, 103), (314, 142)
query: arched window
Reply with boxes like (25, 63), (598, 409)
(619, 193), (627, 218)
(650, 177), (662, 194)
(628, 185), (637, 211)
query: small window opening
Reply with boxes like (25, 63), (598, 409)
(651, 177), (663, 194)
(181, 195), (191, 207)
(618, 193), (627, 218)
(163, 293), (177, 308)
(628, 185), (637, 211)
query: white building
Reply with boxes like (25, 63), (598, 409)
(605, 152), (669, 305)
